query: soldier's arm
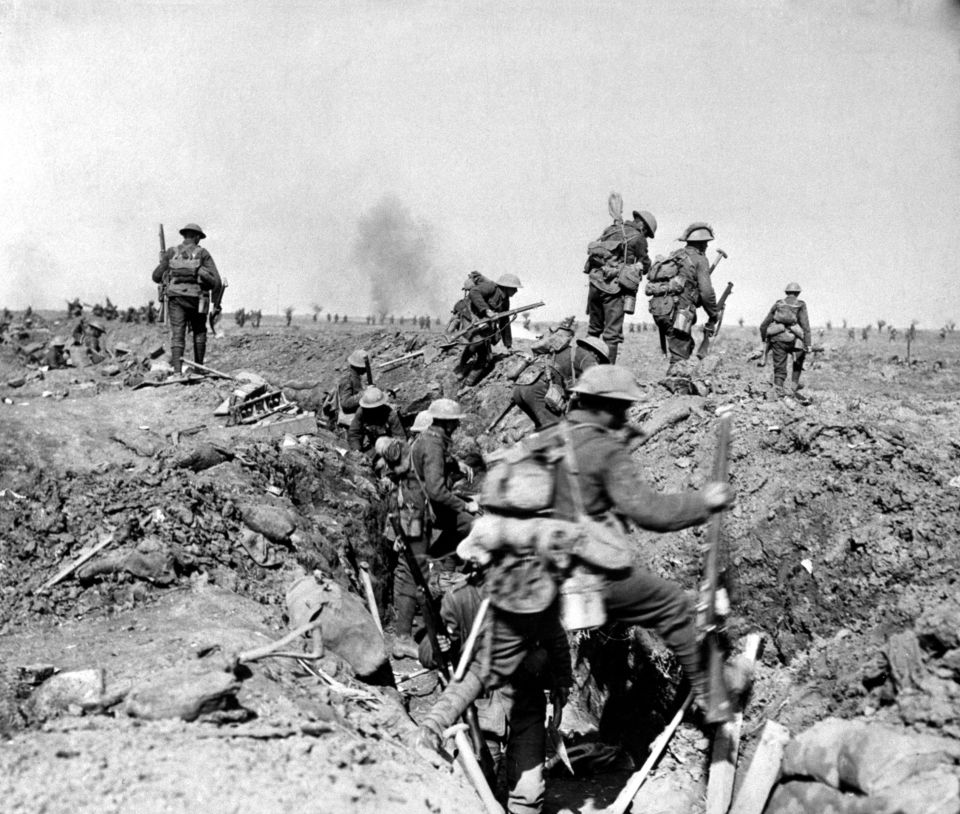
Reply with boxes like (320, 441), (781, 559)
(799, 303), (812, 347)
(151, 249), (171, 284)
(198, 249), (221, 290)
(346, 413), (364, 451)
(422, 443), (467, 514)
(759, 306), (775, 341)
(468, 281), (494, 314)
(606, 447), (712, 531)
(338, 376), (362, 412)
(389, 409), (407, 440)
(697, 261), (719, 321)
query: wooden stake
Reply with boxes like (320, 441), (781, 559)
(35, 532), (115, 594)
(604, 693), (693, 814)
(358, 561), (384, 638)
(728, 721), (790, 814)
(454, 597), (490, 681)
(705, 633), (763, 814)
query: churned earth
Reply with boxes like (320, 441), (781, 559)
(2, 312), (960, 813)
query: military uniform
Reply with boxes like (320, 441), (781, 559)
(458, 275), (518, 387)
(759, 288), (811, 392)
(511, 337), (607, 430)
(337, 369), (365, 421)
(419, 400), (728, 756)
(584, 211), (655, 364)
(151, 224), (222, 374)
(41, 343), (68, 369)
(419, 579), (566, 814)
(659, 245), (718, 365)
(347, 405), (406, 453)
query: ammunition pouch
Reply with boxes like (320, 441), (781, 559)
(543, 380), (567, 415)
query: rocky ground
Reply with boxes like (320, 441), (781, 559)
(2, 312), (960, 813)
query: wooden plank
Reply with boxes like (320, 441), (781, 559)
(35, 532), (115, 594)
(728, 721), (791, 814)
(705, 633), (763, 814)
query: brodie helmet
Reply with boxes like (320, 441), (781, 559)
(571, 365), (643, 401)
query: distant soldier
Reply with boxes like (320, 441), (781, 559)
(512, 324), (610, 430)
(103, 298), (119, 321)
(235, 308), (247, 327)
(284, 307), (293, 327)
(91, 302), (104, 318)
(84, 319), (106, 353)
(584, 207), (656, 364)
(42, 336), (69, 369)
(251, 309), (262, 328)
(457, 273), (522, 387)
(66, 298), (83, 318)
(759, 282), (811, 396)
(347, 387), (406, 453)
(151, 223), (222, 375)
(646, 222), (719, 394)
(146, 300), (157, 324)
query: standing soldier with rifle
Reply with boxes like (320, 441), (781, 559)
(151, 223), (222, 376)
(456, 273), (523, 387)
(759, 282), (812, 398)
(416, 367), (737, 777)
(645, 223), (721, 394)
(583, 195), (657, 365)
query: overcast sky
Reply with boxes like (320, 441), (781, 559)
(2, 0), (959, 327)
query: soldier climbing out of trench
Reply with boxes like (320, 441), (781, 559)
(151, 223), (223, 376)
(455, 273), (522, 387)
(415, 367), (737, 795)
(759, 281), (812, 399)
(347, 386), (406, 455)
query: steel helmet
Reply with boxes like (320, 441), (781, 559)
(359, 386), (388, 409)
(496, 273), (522, 289)
(179, 223), (207, 239)
(428, 398), (466, 420)
(575, 335), (610, 362)
(87, 319), (106, 333)
(347, 349), (369, 368)
(784, 282), (802, 294)
(633, 210), (658, 237)
(571, 365), (643, 401)
(50, 336), (66, 347)
(681, 222), (715, 242)
(411, 410), (433, 433)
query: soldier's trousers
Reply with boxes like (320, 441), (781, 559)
(586, 286), (624, 351)
(167, 295), (207, 373)
(511, 379), (560, 430)
(486, 683), (547, 814)
(393, 535), (429, 637)
(421, 567), (704, 747)
(770, 340), (805, 387)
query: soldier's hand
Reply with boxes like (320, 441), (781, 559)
(703, 481), (736, 511)
(457, 460), (475, 484)
(464, 498), (480, 514)
(550, 688), (568, 726)
(803, 346), (812, 354)
(436, 634), (452, 653)
(485, 309), (496, 318)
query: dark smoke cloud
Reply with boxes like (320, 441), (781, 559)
(352, 195), (446, 316)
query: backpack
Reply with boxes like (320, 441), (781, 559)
(645, 249), (694, 319)
(773, 299), (800, 326)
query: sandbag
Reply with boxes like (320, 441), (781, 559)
(30, 669), (105, 721)
(123, 664), (241, 722)
(238, 502), (297, 543)
(766, 781), (881, 814)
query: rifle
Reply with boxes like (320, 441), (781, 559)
(484, 401), (516, 434)
(440, 301), (545, 349)
(158, 224), (167, 324)
(364, 356), (374, 386)
(758, 340), (770, 367)
(696, 281), (733, 360)
(209, 277), (228, 333)
(389, 517), (496, 779)
(657, 322), (668, 357)
(698, 410), (733, 724)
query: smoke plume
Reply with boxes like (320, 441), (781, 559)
(352, 195), (446, 317)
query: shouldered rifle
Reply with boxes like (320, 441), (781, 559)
(699, 410), (733, 724)
(158, 224), (168, 324)
(389, 517), (495, 778)
(364, 356), (374, 385)
(440, 301), (545, 349)
(696, 281), (733, 360)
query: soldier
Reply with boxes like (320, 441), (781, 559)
(326, 349), (369, 428)
(42, 336), (69, 369)
(253, 309), (262, 328)
(759, 282), (811, 396)
(151, 223), (222, 375)
(416, 367), (736, 766)
(103, 298), (118, 321)
(418, 574), (569, 814)
(284, 307), (293, 327)
(457, 273), (522, 387)
(347, 387), (407, 454)
(647, 223), (720, 394)
(235, 308), (246, 327)
(512, 328), (610, 430)
(84, 318), (106, 353)
(410, 399), (477, 557)
(584, 209), (657, 364)
(146, 300), (157, 324)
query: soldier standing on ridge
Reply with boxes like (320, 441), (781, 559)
(152, 223), (222, 375)
(457, 274), (522, 387)
(584, 207), (657, 364)
(759, 282), (811, 397)
(646, 223), (719, 394)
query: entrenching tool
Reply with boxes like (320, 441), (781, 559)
(483, 401), (516, 434)
(709, 247), (728, 274)
(604, 693), (693, 814)
(158, 224), (167, 324)
(697, 281), (734, 360)
(444, 723), (505, 814)
(181, 359), (237, 381)
(699, 407), (734, 725)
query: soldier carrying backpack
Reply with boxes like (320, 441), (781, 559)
(759, 282), (812, 396)
(644, 222), (720, 394)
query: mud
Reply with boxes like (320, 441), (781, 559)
(2, 314), (960, 812)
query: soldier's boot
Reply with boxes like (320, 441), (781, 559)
(791, 371), (803, 391)
(606, 343), (619, 365)
(170, 345), (184, 375)
(193, 335), (206, 366)
(391, 594), (420, 659)
(773, 378), (786, 398)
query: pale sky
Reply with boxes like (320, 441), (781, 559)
(2, 0), (959, 327)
